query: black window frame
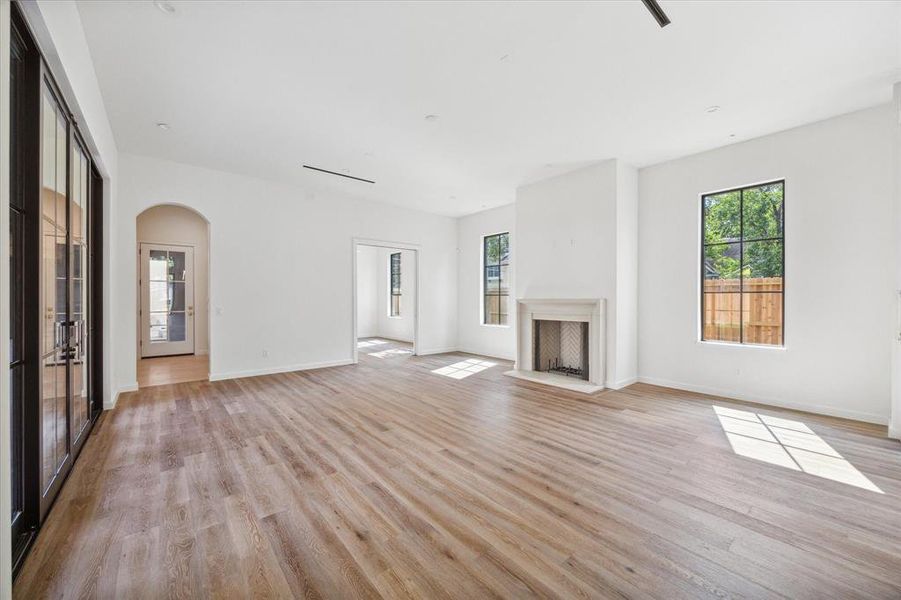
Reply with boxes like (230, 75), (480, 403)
(482, 232), (510, 326)
(701, 180), (785, 346)
(389, 252), (401, 317)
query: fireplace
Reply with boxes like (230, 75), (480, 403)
(505, 298), (606, 393)
(533, 320), (589, 380)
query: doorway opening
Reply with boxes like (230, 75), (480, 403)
(353, 240), (419, 363)
(136, 205), (210, 387)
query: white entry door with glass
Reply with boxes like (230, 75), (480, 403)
(140, 243), (194, 357)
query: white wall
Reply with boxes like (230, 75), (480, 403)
(639, 104), (894, 424)
(516, 160), (638, 387)
(356, 245), (379, 338)
(456, 204), (516, 360)
(375, 247), (415, 343)
(615, 162), (639, 387)
(115, 153), (457, 388)
(892, 83), (901, 439)
(136, 204), (210, 355)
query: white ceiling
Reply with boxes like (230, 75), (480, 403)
(76, 1), (901, 217)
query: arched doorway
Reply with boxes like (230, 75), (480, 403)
(136, 204), (210, 387)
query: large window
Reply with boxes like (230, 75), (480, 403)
(389, 252), (401, 317)
(702, 181), (784, 346)
(483, 232), (510, 325)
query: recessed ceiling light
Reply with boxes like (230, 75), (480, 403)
(499, 54), (510, 62)
(729, 133), (736, 138)
(154, 1), (176, 15)
(156, 122), (170, 130)
(424, 114), (440, 122)
(706, 105), (721, 113)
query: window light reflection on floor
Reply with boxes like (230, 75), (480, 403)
(357, 339), (389, 349)
(713, 405), (882, 493)
(369, 348), (413, 359)
(432, 358), (497, 379)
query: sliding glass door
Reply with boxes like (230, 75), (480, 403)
(71, 139), (91, 449)
(37, 76), (94, 516)
(10, 4), (104, 574)
(39, 77), (71, 512)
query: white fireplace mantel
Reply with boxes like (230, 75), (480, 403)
(505, 298), (606, 393)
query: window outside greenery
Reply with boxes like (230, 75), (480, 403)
(483, 233), (510, 325)
(390, 252), (401, 317)
(702, 181), (784, 345)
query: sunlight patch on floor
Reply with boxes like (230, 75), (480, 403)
(713, 405), (882, 493)
(358, 339), (389, 348)
(369, 347), (413, 358)
(432, 358), (497, 379)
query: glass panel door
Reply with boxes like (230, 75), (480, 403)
(39, 80), (70, 506)
(71, 140), (90, 448)
(140, 244), (194, 357)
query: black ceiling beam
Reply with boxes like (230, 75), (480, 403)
(302, 164), (375, 184)
(641, 0), (671, 28)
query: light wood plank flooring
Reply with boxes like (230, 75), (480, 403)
(15, 344), (901, 598)
(138, 354), (209, 388)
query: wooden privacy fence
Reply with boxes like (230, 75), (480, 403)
(703, 277), (783, 345)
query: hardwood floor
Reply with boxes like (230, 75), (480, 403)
(138, 354), (209, 388)
(15, 343), (901, 599)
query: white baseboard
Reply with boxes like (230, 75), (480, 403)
(106, 382), (139, 410)
(416, 347), (459, 356)
(637, 375), (888, 425)
(455, 346), (515, 361)
(209, 359), (354, 382)
(889, 425), (900, 440)
(607, 376), (639, 390)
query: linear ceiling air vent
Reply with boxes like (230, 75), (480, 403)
(303, 164), (375, 184)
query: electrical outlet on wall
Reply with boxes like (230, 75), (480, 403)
(262, 349), (269, 358)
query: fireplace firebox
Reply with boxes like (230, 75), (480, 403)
(533, 320), (590, 380)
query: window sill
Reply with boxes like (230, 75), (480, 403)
(388, 316), (402, 320)
(697, 340), (785, 351)
(481, 323), (511, 329)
